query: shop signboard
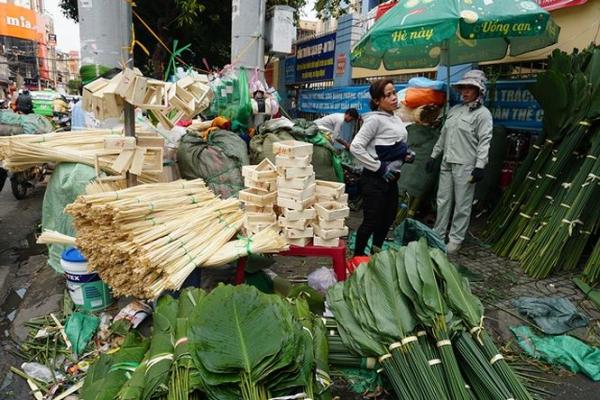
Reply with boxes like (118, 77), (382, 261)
(285, 56), (296, 84)
(299, 80), (543, 131)
(535, 0), (588, 11)
(0, 3), (38, 41)
(295, 32), (336, 84)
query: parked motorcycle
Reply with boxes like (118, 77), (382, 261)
(0, 164), (48, 200)
(52, 112), (71, 132)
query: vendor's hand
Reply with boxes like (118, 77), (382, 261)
(470, 167), (484, 183)
(381, 160), (403, 182)
(404, 151), (416, 164)
(425, 158), (435, 173)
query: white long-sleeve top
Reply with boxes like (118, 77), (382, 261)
(350, 111), (408, 173)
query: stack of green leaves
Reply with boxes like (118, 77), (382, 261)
(118, 295), (179, 400)
(483, 45), (600, 280)
(168, 288), (206, 400)
(327, 239), (534, 400)
(189, 284), (316, 400)
(80, 333), (149, 400)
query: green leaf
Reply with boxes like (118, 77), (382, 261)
(429, 248), (483, 328)
(415, 238), (446, 316)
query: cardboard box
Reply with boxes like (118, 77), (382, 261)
(272, 140), (313, 157)
(275, 154), (312, 168)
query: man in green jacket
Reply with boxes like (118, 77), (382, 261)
(426, 70), (493, 254)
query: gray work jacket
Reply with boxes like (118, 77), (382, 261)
(431, 103), (493, 169)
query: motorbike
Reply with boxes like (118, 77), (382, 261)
(52, 112), (71, 132)
(0, 164), (48, 200)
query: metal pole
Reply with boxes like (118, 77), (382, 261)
(78, 0), (136, 185)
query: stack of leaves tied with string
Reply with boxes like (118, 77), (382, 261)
(483, 45), (600, 280)
(65, 179), (287, 299)
(327, 238), (535, 400)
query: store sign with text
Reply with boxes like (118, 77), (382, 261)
(0, 3), (39, 41)
(295, 32), (336, 84)
(299, 80), (543, 131)
(535, 0), (588, 11)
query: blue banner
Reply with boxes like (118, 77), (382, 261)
(295, 32), (336, 84)
(284, 56), (296, 84)
(299, 79), (543, 131)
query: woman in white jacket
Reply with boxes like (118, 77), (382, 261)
(350, 79), (414, 256)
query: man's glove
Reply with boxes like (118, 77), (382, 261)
(470, 167), (485, 183)
(380, 160), (404, 182)
(425, 158), (436, 173)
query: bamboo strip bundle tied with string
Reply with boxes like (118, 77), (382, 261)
(64, 179), (287, 299)
(0, 128), (164, 182)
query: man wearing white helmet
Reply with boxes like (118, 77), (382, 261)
(426, 69), (493, 254)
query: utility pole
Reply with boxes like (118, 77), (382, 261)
(77, 0), (136, 185)
(231, 0), (266, 76)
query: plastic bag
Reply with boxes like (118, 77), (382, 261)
(307, 267), (338, 294)
(402, 87), (446, 108)
(208, 67), (252, 130)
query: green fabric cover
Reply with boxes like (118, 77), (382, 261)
(512, 326), (600, 381)
(177, 130), (249, 199)
(0, 110), (53, 135)
(474, 126), (508, 209)
(65, 312), (100, 355)
(511, 297), (588, 335)
(249, 118), (343, 182)
(42, 163), (98, 272)
(398, 124), (440, 197)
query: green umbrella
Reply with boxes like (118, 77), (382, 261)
(352, 0), (560, 70)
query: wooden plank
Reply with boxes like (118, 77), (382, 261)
(104, 136), (136, 150)
(111, 149), (135, 173)
(129, 147), (147, 176)
(135, 136), (165, 148)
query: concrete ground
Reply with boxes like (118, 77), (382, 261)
(0, 183), (598, 399)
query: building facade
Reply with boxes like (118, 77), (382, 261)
(0, 0), (56, 89)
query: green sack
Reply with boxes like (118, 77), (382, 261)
(177, 130), (249, 198)
(474, 126), (508, 210)
(397, 124), (440, 198)
(0, 110), (53, 135)
(42, 163), (98, 272)
(511, 325), (600, 381)
(249, 128), (295, 165)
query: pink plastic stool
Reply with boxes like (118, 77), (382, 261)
(235, 239), (347, 284)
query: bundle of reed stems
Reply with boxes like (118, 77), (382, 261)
(64, 179), (287, 299)
(36, 230), (76, 246)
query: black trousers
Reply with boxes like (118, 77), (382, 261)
(354, 170), (399, 256)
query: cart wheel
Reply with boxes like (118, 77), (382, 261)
(11, 178), (29, 200)
(0, 168), (7, 192)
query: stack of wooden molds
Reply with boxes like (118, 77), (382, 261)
(82, 68), (212, 128)
(239, 159), (278, 235)
(274, 140), (317, 246)
(313, 180), (350, 247)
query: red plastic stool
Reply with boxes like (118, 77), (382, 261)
(235, 239), (347, 284)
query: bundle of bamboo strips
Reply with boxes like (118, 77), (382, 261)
(0, 128), (163, 182)
(36, 230), (77, 245)
(64, 179), (287, 298)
